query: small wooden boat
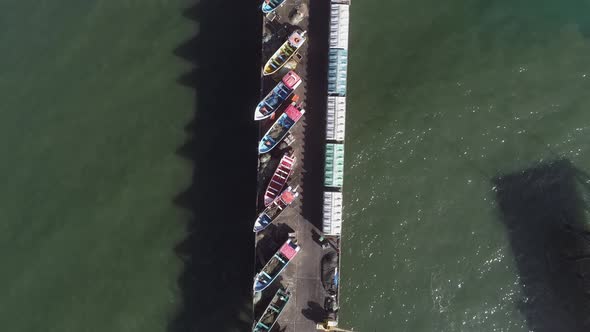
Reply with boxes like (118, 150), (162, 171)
(253, 287), (291, 332)
(258, 104), (305, 154)
(261, 0), (288, 14)
(253, 239), (300, 292)
(263, 30), (306, 76)
(254, 186), (299, 232)
(254, 71), (302, 121)
(264, 154), (295, 205)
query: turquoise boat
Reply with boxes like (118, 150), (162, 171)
(261, 0), (288, 14)
(253, 239), (300, 292)
(253, 287), (291, 332)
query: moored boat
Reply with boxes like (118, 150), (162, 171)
(264, 154), (295, 205)
(263, 30), (306, 76)
(261, 0), (288, 14)
(254, 186), (299, 232)
(253, 239), (300, 292)
(254, 71), (302, 121)
(258, 104), (305, 154)
(253, 287), (291, 332)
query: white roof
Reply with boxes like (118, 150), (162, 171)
(323, 191), (343, 236)
(326, 96), (346, 141)
(329, 4), (349, 50)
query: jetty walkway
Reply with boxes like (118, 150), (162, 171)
(253, 0), (351, 331)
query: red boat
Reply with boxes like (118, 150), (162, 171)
(264, 154), (296, 206)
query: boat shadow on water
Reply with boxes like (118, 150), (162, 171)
(170, 0), (260, 331)
(493, 158), (590, 332)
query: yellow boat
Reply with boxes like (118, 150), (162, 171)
(263, 30), (306, 76)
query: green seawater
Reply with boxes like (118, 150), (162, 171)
(0, 1), (194, 331)
(342, 0), (590, 331)
(3, 0), (590, 331)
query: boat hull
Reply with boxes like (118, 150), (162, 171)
(258, 108), (305, 154)
(263, 31), (306, 76)
(254, 186), (299, 232)
(264, 155), (295, 206)
(253, 213), (273, 233)
(254, 72), (301, 121)
(253, 240), (300, 292)
(252, 288), (291, 332)
(261, 0), (287, 14)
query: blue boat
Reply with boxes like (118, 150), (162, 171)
(254, 71), (302, 121)
(261, 0), (288, 14)
(253, 239), (300, 292)
(258, 103), (305, 154)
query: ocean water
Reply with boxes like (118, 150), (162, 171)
(0, 1), (195, 331)
(0, 0), (261, 331)
(342, 0), (590, 331)
(3, 0), (590, 331)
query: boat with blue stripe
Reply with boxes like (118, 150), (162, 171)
(261, 0), (288, 14)
(255, 71), (302, 121)
(253, 239), (300, 292)
(258, 103), (305, 154)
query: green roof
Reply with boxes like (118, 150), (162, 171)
(324, 143), (345, 187)
(328, 48), (348, 96)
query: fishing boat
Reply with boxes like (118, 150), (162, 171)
(254, 186), (299, 232)
(263, 30), (306, 76)
(264, 154), (295, 205)
(258, 104), (305, 154)
(253, 239), (300, 292)
(261, 0), (288, 14)
(253, 287), (291, 332)
(254, 71), (302, 121)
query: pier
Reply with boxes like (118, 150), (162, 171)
(253, 0), (351, 331)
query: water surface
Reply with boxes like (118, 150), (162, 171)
(342, 0), (590, 331)
(0, 1), (194, 331)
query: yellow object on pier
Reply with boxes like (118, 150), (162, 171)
(316, 320), (356, 332)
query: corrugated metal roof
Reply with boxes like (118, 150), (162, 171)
(323, 191), (343, 236)
(328, 49), (348, 96)
(325, 143), (345, 187)
(326, 96), (346, 141)
(330, 4), (349, 50)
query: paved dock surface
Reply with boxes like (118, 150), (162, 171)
(254, 0), (332, 331)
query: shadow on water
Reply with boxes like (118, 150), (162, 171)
(169, 0), (260, 331)
(493, 159), (590, 332)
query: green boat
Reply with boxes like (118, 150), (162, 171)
(253, 287), (291, 332)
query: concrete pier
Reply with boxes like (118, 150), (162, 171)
(253, 0), (348, 331)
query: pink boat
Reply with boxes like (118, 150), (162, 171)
(264, 154), (295, 206)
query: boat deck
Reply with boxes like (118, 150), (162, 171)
(254, 0), (333, 331)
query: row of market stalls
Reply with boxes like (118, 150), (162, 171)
(323, 0), (350, 238)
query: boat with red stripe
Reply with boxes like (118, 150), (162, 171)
(264, 154), (295, 206)
(254, 186), (299, 232)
